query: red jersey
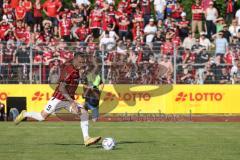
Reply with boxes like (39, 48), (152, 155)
(171, 6), (183, 19)
(141, 0), (151, 15)
(132, 28), (143, 40)
(95, 0), (105, 8)
(182, 52), (195, 63)
(33, 3), (42, 17)
(225, 52), (238, 65)
(10, 0), (19, 9)
(0, 24), (10, 40)
(178, 20), (189, 28)
(88, 42), (97, 51)
(3, 2), (12, 14)
(75, 27), (90, 41)
(108, 10), (116, 18)
(134, 12), (143, 21)
(53, 61), (80, 100)
(118, 1), (128, 12)
(34, 54), (43, 63)
(115, 10), (124, 20)
(191, 4), (203, 20)
(23, 1), (32, 12)
(60, 51), (74, 60)
(102, 15), (115, 31)
(14, 27), (26, 40)
(43, 0), (61, 17)
(43, 51), (53, 62)
(119, 17), (129, 31)
(15, 5), (26, 20)
(89, 10), (102, 28)
(161, 42), (174, 55)
(24, 30), (31, 44)
(59, 19), (72, 36)
(172, 36), (181, 47)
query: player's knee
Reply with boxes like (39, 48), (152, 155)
(92, 118), (98, 122)
(80, 108), (88, 115)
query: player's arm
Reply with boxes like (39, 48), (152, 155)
(59, 82), (79, 114)
(59, 82), (74, 103)
(82, 84), (91, 99)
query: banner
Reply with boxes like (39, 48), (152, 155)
(0, 85), (240, 114)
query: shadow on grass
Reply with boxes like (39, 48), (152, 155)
(117, 140), (155, 144)
(54, 143), (84, 146)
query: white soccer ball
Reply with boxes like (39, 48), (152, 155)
(102, 137), (116, 150)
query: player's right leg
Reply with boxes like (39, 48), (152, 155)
(14, 97), (60, 125)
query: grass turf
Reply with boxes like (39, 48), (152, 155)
(0, 122), (240, 160)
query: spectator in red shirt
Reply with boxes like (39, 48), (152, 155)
(2, 43), (15, 63)
(132, 22), (144, 42)
(0, 19), (11, 41)
(33, 0), (42, 32)
(33, 31), (44, 44)
(3, 0), (13, 14)
(225, 46), (238, 65)
(43, 0), (62, 35)
(117, 0), (128, 12)
(191, 0), (204, 36)
(128, 0), (139, 14)
(115, 4), (124, 21)
(133, 7), (144, 28)
(89, 5), (102, 38)
(171, 1), (183, 21)
(141, 0), (152, 25)
(14, 20), (26, 43)
(85, 34), (97, 53)
(58, 12), (72, 41)
(102, 12), (116, 31)
(161, 35), (174, 55)
(15, 0), (26, 21)
(182, 48), (195, 66)
(75, 22), (90, 42)
(108, 4), (116, 19)
(118, 14), (130, 41)
(176, 12), (190, 41)
(23, 26), (31, 45)
(23, 0), (34, 27)
(226, 0), (237, 25)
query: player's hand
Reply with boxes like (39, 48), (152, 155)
(70, 101), (79, 114)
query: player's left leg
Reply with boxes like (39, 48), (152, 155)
(79, 107), (101, 146)
(64, 103), (101, 146)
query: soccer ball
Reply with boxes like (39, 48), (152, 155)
(102, 137), (116, 150)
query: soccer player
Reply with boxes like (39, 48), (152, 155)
(83, 56), (104, 122)
(14, 52), (101, 146)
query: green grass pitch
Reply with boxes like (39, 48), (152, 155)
(0, 122), (240, 160)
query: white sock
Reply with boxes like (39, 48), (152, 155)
(24, 112), (45, 121)
(80, 110), (89, 141)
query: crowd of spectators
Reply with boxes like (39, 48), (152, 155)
(0, 0), (240, 84)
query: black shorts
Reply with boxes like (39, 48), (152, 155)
(49, 17), (58, 27)
(91, 28), (100, 38)
(34, 16), (42, 25)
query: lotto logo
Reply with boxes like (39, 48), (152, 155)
(175, 92), (223, 102)
(32, 91), (44, 101)
(103, 92), (151, 101)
